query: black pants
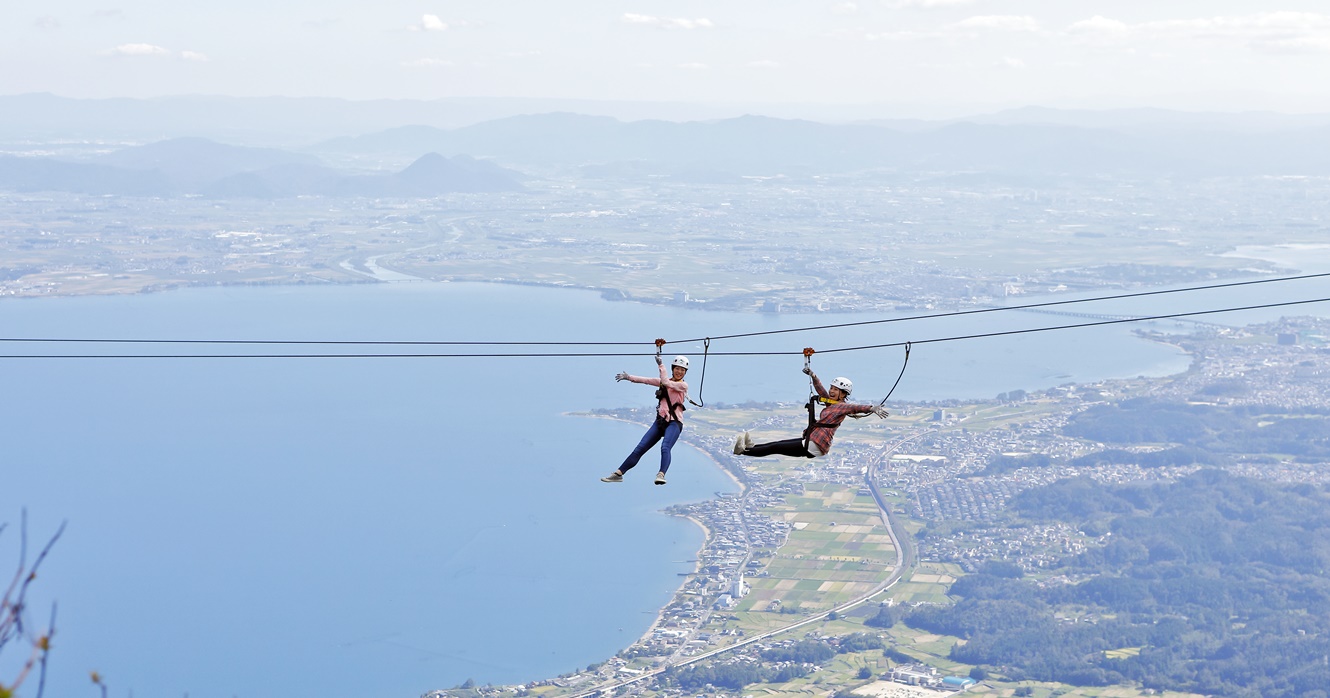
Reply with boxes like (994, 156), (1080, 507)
(742, 438), (812, 458)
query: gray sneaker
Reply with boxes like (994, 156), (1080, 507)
(654, 472), (667, 485)
(744, 431), (754, 449)
(733, 434), (746, 455)
(600, 472), (624, 483)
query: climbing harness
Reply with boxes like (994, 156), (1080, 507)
(799, 348), (839, 457)
(652, 339), (684, 420)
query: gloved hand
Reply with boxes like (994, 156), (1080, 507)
(615, 371), (629, 382)
(802, 366), (813, 376)
(873, 406), (890, 419)
(655, 355), (663, 366)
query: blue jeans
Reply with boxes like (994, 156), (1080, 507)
(618, 417), (683, 474)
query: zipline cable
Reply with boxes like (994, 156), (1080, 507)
(3, 296), (1327, 359)
(671, 271), (1330, 345)
(1, 271), (1327, 348)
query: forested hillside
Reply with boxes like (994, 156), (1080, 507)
(1065, 399), (1330, 462)
(907, 471), (1330, 697)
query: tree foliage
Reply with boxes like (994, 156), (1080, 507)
(864, 604), (904, 629)
(977, 453), (1051, 477)
(760, 640), (835, 664)
(914, 471), (1330, 697)
(1064, 400), (1330, 460)
(667, 661), (812, 691)
(835, 633), (884, 653)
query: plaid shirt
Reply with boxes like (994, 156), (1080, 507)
(805, 375), (874, 454)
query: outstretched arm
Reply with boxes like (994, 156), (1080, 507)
(616, 370), (660, 386)
(808, 371), (829, 398)
(844, 402), (889, 418)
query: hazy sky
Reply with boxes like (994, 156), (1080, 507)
(7, 1), (1330, 114)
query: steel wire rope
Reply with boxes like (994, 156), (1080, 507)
(2, 296), (1328, 359)
(0, 271), (1327, 349)
(669, 271), (1330, 345)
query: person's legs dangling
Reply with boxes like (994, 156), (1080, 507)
(617, 417), (667, 474)
(741, 437), (811, 458)
(657, 420), (683, 474)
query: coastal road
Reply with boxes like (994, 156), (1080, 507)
(569, 429), (932, 698)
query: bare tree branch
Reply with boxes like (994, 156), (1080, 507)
(1, 511), (66, 698)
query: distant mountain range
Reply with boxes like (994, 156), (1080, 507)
(309, 112), (1330, 177)
(0, 138), (525, 197)
(5, 107), (1330, 196)
(0, 93), (768, 143)
(5, 93), (1330, 144)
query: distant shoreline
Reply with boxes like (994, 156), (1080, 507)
(572, 412), (744, 647)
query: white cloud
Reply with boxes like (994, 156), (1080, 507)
(35, 16), (60, 31)
(1062, 12), (1330, 54)
(408, 14), (448, 32)
(864, 13), (1038, 42)
(179, 51), (209, 62)
(1001, 56), (1027, 68)
(1142, 11), (1330, 37)
(747, 60), (781, 69)
(677, 62), (710, 70)
(865, 30), (940, 41)
(954, 15), (1040, 32)
(107, 43), (170, 57)
(1068, 15), (1129, 35)
(884, 0), (980, 8)
(623, 13), (714, 30)
(1255, 35), (1330, 54)
(832, 2), (859, 16)
(402, 58), (455, 68)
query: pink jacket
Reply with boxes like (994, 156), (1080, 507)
(625, 363), (690, 422)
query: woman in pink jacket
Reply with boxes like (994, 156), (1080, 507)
(601, 355), (690, 485)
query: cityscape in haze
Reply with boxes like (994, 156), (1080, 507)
(5, 3), (1330, 698)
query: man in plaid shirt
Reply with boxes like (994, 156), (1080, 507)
(734, 368), (888, 459)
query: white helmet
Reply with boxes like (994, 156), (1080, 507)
(831, 376), (853, 395)
(672, 355), (690, 370)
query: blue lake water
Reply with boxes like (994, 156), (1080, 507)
(2, 276), (1327, 698)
